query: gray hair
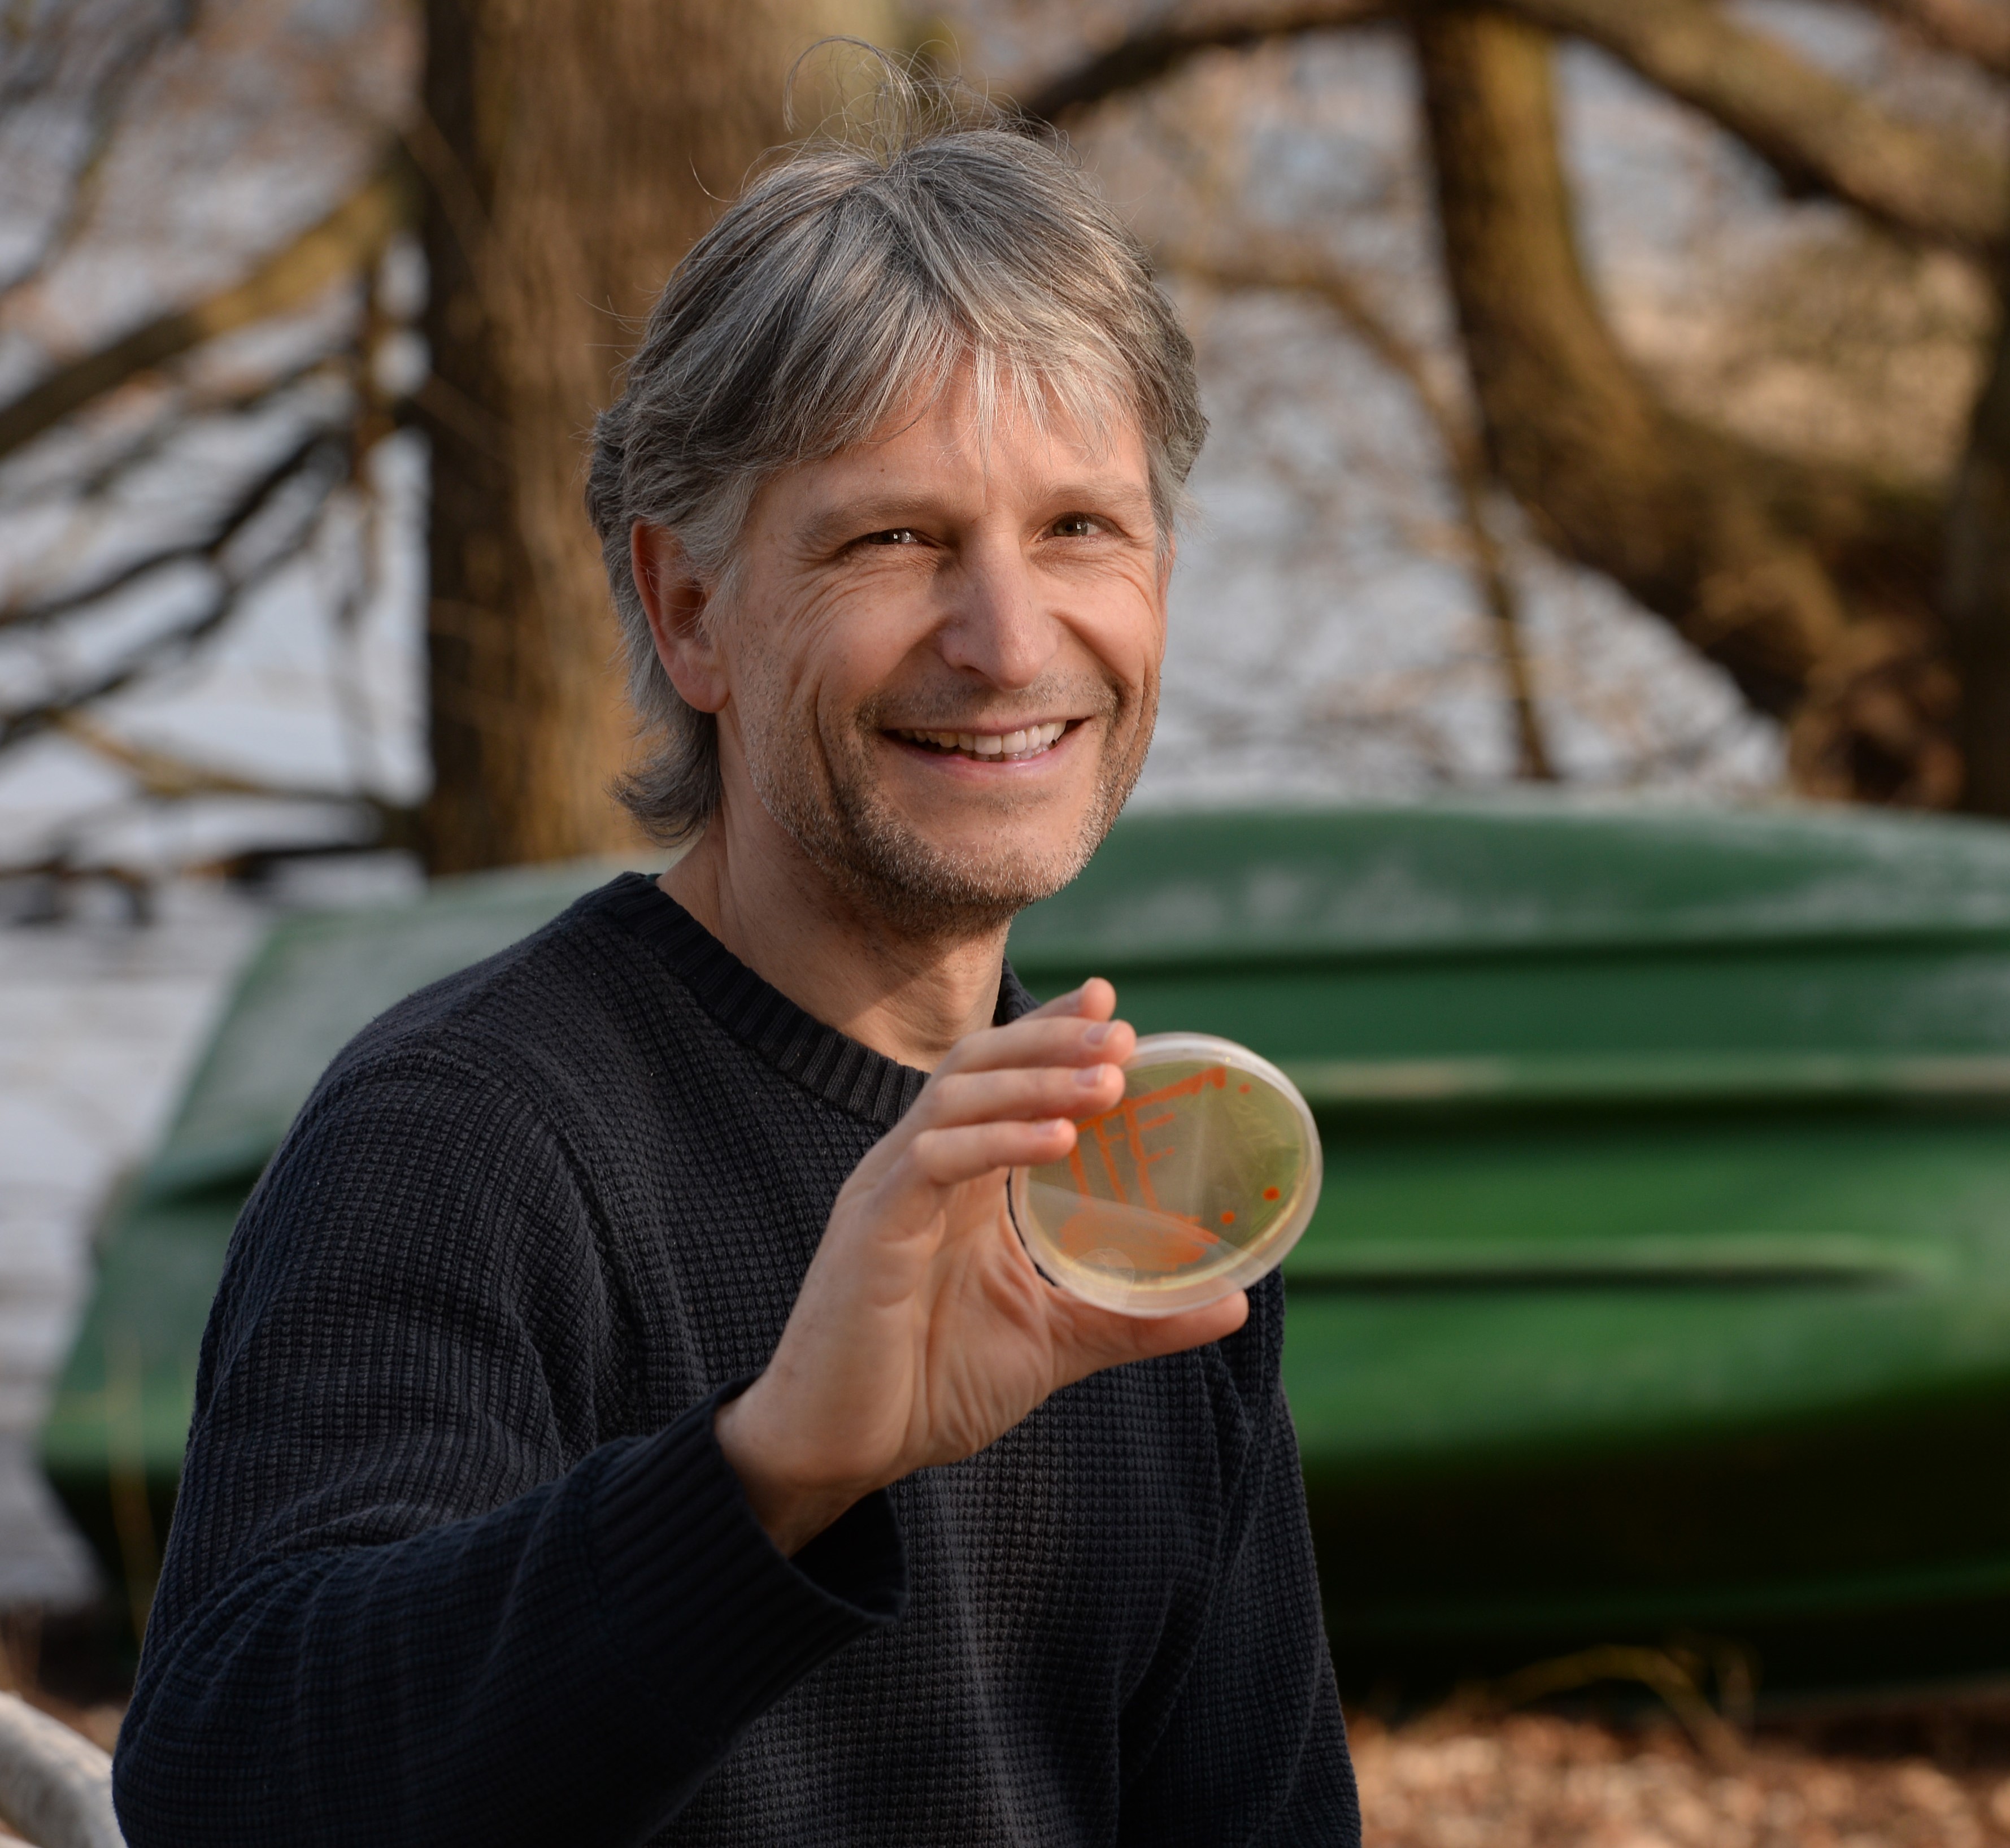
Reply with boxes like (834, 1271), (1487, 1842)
(585, 56), (1207, 846)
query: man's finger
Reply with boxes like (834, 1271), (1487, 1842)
(907, 1118), (1077, 1187)
(932, 1010), (1136, 1080)
(916, 1062), (1124, 1130)
(1020, 976), (1116, 1023)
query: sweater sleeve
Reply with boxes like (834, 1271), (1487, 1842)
(1116, 1287), (1362, 1847)
(112, 1054), (905, 1848)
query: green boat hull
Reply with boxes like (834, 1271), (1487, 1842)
(46, 805), (2010, 1687)
(40, 862), (625, 1630)
(1006, 804), (2010, 1689)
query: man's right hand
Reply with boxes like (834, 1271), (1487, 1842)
(712, 977), (1247, 1555)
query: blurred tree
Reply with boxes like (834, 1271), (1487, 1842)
(0, 1), (420, 906)
(1026, 0), (2010, 810)
(1413, 8), (1951, 803)
(414, 0), (890, 871)
(1949, 238), (2010, 812)
(0, 0), (891, 894)
(7, 0), (2010, 897)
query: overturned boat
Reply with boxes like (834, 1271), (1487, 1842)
(47, 803), (2010, 1689)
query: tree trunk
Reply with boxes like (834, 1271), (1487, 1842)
(1413, 7), (1955, 806)
(1948, 271), (2010, 814)
(418, 0), (889, 872)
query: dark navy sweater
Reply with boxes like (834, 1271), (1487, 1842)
(113, 873), (1360, 1846)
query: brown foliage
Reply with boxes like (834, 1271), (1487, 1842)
(1352, 1710), (2010, 1848)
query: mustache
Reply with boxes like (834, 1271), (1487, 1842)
(858, 673), (1123, 733)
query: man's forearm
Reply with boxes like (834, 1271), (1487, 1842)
(115, 1396), (904, 1847)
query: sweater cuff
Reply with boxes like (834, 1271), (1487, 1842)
(590, 1385), (907, 1738)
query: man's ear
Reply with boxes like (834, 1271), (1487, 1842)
(631, 521), (728, 714)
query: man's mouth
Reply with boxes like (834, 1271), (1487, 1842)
(890, 720), (1072, 763)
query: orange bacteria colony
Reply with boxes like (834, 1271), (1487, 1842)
(1010, 1033), (1322, 1315)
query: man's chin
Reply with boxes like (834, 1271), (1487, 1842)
(867, 834), (1082, 927)
(811, 805), (1103, 937)
(751, 715), (1147, 939)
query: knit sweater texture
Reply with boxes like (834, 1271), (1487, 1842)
(112, 872), (1360, 1846)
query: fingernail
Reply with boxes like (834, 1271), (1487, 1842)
(1076, 1063), (1110, 1088)
(1083, 1021), (1112, 1047)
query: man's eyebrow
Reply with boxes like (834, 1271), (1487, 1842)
(798, 480), (1156, 549)
(797, 499), (942, 549)
(1045, 480), (1155, 523)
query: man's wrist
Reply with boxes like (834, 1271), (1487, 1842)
(713, 1383), (865, 1557)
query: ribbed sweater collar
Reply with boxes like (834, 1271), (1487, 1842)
(591, 871), (1039, 1129)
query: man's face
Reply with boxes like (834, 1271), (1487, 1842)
(697, 374), (1168, 934)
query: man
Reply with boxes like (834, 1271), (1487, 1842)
(113, 86), (1361, 1847)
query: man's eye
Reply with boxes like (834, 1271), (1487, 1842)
(1051, 514), (1099, 538)
(861, 528), (921, 546)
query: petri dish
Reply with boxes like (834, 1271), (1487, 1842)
(1010, 1032), (1322, 1316)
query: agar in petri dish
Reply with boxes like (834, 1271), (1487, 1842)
(1009, 1032), (1322, 1316)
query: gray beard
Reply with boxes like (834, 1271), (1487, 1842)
(745, 687), (1154, 942)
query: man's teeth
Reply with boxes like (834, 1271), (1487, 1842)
(895, 721), (1069, 761)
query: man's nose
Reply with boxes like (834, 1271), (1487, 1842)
(936, 534), (1056, 690)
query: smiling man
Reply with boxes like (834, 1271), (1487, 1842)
(113, 89), (1360, 1848)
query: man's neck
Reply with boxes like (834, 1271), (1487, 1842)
(659, 818), (1011, 1073)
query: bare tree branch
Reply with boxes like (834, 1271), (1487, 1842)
(0, 176), (401, 466)
(0, 572), (268, 754)
(49, 711), (366, 805)
(1511, 0), (2008, 259)
(0, 11), (189, 301)
(1165, 233), (1556, 778)
(0, 442), (346, 751)
(50, 712), (311, 801)
(0, 428), (342, 631)
(1020, 0), (1393, 119)
(1415, 7), (1956, 805)
(7, 353), (350, 511)
(1859, 0), (2010, 80)
(1024, 0), (2009, 258)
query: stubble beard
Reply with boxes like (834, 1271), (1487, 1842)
(745, 677), (1156, 943)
